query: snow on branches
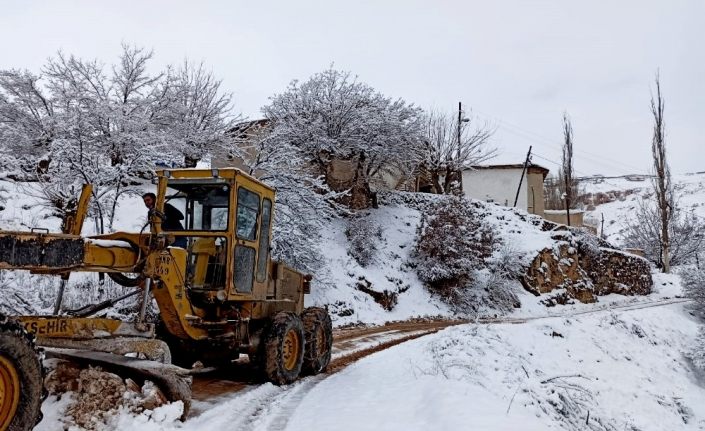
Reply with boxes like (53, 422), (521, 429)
(419, 110), (496, 195)
(623, 199), (705, 269)
(228, 120), (344, 277)
(262, 67), (424, 209)
(0, 44), (236, 231)
(413, 196), (519, 314)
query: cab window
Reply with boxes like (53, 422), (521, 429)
(164, 182), (230, 231)
(256, 199), (272, 282)
(236, 187), (260, 241)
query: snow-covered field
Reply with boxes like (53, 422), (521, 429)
(582, 172), (705, 244)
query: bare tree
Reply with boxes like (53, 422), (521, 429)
(650, 73), (672, 273)
(420, 110), (496, 194)
(561, 112), (575, 225)
(624, 198), (705, 268)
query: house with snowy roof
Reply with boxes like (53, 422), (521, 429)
(460, 163), (549, 216)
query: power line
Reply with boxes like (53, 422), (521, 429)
(496, 122), (648, 176)
(532, 151), (646, 192)
(474, 109), (651, 176)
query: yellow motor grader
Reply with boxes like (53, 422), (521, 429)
(0, 168), (332, 430)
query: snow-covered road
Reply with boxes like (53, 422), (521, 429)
(50, 294), (702, 431)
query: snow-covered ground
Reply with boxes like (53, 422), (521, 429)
(287, 289), (703, 431)
(310, 204), (450, 325)
(582, 172), (705, 244)
(36, 272), (702, 431)
(4, 174), (705, 430)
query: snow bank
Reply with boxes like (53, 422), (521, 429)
(308, 203), (451, 325)
(288, 299), (705, 430)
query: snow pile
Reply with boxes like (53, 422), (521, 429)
(38, 360), (183, 431)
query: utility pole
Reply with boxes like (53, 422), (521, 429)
(513, 146), (532, 207)
(457, 101), (463, 193)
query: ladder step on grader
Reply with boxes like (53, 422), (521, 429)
(0, 168), (333, 430)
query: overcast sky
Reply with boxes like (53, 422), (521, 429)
(1, 0), (702, 176)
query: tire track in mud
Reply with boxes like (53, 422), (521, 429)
(188, 321), (465, 431)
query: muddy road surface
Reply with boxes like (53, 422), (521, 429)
(190, 319), (464, 406)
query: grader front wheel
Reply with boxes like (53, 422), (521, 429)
(0, 316), (44, 431)
(263, 312), (305, 385)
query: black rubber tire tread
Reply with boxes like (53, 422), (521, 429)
(0, 315), (45, 431)
(301, 307), (333, 375)
(107, 272), (146, 288)
(263, 312), (304, 385)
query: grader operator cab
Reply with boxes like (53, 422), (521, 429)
(0, 168), (332, 430)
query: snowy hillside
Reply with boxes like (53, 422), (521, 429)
(285, 276), (705, 431)
(582, 172), (705, 245)
(0, 177), (671, 323)
(0, 178), (568, 325)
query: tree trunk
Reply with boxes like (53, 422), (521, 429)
(660, 190), (670, 273)
(36, 159), (51, 175)
(430, 171), (443, 194)
(324, 153), (372, 210)
(184, 155), (200, 168)
(564, 175), (572, 227)
(348, 153), (372, 210)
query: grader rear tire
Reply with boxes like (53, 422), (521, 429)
(0, 316), (44, 431)
(263, 312), (304, 385)
(301, 307), (333, 375)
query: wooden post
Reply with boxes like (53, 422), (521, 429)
(513, 146), (532, 207)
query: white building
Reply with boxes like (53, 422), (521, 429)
(461, 164), (549, 216)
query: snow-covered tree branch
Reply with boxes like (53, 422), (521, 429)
(0, 44), (236, 231)
(418, 110), (496, 194)
(263, 67), (424, 209)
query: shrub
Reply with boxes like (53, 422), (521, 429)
(414, 196), (504, 313)
(345, 213), (383, 267)
(682, 267), (705, 320)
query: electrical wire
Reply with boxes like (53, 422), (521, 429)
(473, 109), (651, 176)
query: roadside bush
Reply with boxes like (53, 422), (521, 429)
(681, 267), (705, 369)
(414, 196), (515, 314)
(345, 213), (383, 267)
(680, 267), (705, 318)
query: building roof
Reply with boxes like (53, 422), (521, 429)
(464, 163), (550, 179)
(227, 119), (271, 138)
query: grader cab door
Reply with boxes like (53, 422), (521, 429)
(232, 182), (273, 298)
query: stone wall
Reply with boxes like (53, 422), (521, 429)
(522, 229), (653, 304)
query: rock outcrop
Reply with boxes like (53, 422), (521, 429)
(522, 227), (653, 304)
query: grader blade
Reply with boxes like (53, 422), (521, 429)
(44, 348), (193, 420)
